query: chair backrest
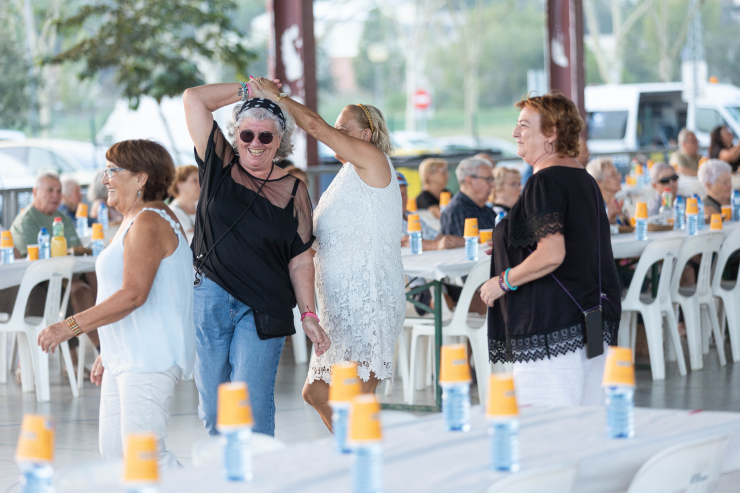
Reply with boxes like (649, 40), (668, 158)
(54, 460), (122, 492)
(626, 435), (729, 493)
(484, 463), (578, 493)
(450, 257), (491, 327)
(622, 237), (684, 307)
(711, 229), (740, 294)
(669, 232), (725, 299)
(7, 257), (76, 328)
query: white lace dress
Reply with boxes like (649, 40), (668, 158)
(308, 157), (405, 384)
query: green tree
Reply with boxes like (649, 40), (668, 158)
(0, 2), (30, 130)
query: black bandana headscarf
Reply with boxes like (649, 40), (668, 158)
(236, 98), (286, 130)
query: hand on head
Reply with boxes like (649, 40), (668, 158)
(248, 77), (282, 100)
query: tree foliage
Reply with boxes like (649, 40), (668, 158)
(0, 1), (30, 129)
(48, 0), (256, 108)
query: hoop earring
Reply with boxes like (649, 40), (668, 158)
(544, 141), (554, 154)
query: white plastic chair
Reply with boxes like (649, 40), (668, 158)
(484, 463), (578, 493)
(625, 435), (730, 493)
(0, 257), (78, 401)
(54, 460), (122, 492)
(408, 258), (491, 405)
(191, 432), (287, 468)
(711, 229), (740, 363)
(619, 236), (686, 379)
(669, 232), (726, 371)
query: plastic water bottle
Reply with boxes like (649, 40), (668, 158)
(695, 195), (705, 230)
(489, 419), (520, 472)
(332, 404), (351, 454)
(733, 190), (740, 222)
(686, 198), (699, 236)
(223, 428), (252, 482)
(18, 461), (54, 493)
(605, 386), (635, 439)
(410, 231), (422, 255)
(99, 203), (109, 231)
(658, 188), (673, 220)
(1, 231), (13, 264)
(38, 228), (50, 260)
(635, 217), (648, 241)
(75, 216), (87, 238)
(92, 238), (105, 258)
(441, 383), (471, 432)
(352, 443), (383, 493)
(673, 197), (686, 230)
(464, 237), (478, 262)
(2, 246), (13, 264)
(126, 485), (159, 493)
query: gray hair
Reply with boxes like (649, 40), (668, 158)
(61, 177), (80, 197)
(87, 169), (108, 202)
(698, 159), (732, 188)
(678, 128), (696, 146)
(585, 157), (615, 182)
(649, 161), (674, 184)
(35, 170), (60, 189)
(456, 157), (493, 184)
(226, 102), (296, 161)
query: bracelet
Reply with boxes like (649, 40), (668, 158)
(276, 92), (288, 103)
(498, 272), (510, 293)
(300, 308), (320, 323)
(65, 316), (82, 337)
(238, 81), (250, 101)
(504, 268), (518, 291)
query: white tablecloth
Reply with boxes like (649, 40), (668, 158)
(72, 406), (740, 493)
(401, 246), (486, 281)
(0, 257), (97, 291)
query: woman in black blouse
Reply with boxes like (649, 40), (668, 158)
(709, 126), (740, 172)
(480, 93), (621, 407)
(183, 81), (330, 436)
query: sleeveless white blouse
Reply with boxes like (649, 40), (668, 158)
(96, 208), (196, 376)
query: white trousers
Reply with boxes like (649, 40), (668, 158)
(99, 365), (182, 469)
(513, 344), (608, 407)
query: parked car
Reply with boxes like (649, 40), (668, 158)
(391, 131), (443, 156)
(0, 153), (36, 190)
(0, 130), (27, 141)
(436, 136), (520, 159)
(0, 139), (102, 185)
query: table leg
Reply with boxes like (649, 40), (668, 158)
(434, 280), (442, 410)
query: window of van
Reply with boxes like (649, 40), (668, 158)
(726, 106), (740, 126)
(696, 108), (727, 133)
(587, 111), (628, 139)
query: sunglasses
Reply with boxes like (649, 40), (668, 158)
(240, 130), (275, 145)
(658, 175), (679, 184)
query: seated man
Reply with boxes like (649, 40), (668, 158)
(440, 156), (497, 236)
(9, 171), (99, 370)
(58, 177), (83, 221)
(670, 129), (701, 177)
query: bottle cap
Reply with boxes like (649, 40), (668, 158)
(722, 205), (732, 221)
(16, 415), (54, 462)
(634, 202), (648, 219)
(1, 231), (13, 248)
(348, 394), (382, 443)
(710, 213), (723, 230)
(75, 203), (88, 218)
(463, 218), (479, 238)
(486, 374), (519, 418)
(53, 217), (62, 223)
(407, 214), (422, 233)
(406, 197), (417, 213)
(439, 343), (472, 384)
(686, 198), (698, 214)
(123, 433), (159, 484)
(27, 245), (39, 261)
(92, 223), (104, 240)
(663, 187), (671, 192)
(479, 229), (493, 244)
(216, 381), (253, 431)
(440, 191), (451, 207)
(328, 361), (361, 404)
(602, 346), (636, 387)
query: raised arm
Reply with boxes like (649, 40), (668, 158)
(183, 83), (243, 160)
(719, 144), (740, 164)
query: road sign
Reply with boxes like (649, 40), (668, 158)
(413, 89), (432, 110)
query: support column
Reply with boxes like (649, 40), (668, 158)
(268, 0), (318, 168)
(546, 0), (586, 127)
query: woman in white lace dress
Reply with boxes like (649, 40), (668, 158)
(250, 79), (405, 429)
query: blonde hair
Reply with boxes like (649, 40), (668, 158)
(347, 104), (394, 156)
(585, 157), (615, 183)
(493, 167), (521, 191)
(169, 165), (198, 197)
(419, 158), (449, 184)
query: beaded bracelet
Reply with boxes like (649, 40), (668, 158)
(498, 272), (510, 293)
(504, 268), (518, 291)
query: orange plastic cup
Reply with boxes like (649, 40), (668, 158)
(634, 202), (648, 220)
(348, 394), (382, 443)
(463, 218), (479, 238)
(440, 191), (451, 207)
(625, 176), (637, 186)
(27, 245), (39, 261)
(217, 381), (254, 431)
(1, 230), (13, 249)
(479, 229), (492, 244)
(123, 433), (158, 484)
(722, 206), (732, 221)
(407, 214), (422, 233)
(686, 198), (698, 215)
(406, 197), (417, 213)
(16, 415), (54, 462)
(629, 217), (636, 227)
(328, 361), (361, 405)
(92, 223), (105, 240)
(634, 164), (644, 175)
(75, 203), (88, 218)
(710, 213), (723, 230)
(486, 374), (519, 418)
(646, 159), (655, 169)
(602, 347), (635, 387)
(439, 343), (472, 384)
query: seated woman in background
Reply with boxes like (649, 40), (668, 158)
(168, 165), (200, 244)
(699, 159), (733, 218)
(710, 126), (740, 172)
(586, 157), (630, 226)
(489, 166), (522, 216)
(415, 158), (450, 219)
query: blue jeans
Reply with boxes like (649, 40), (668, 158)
(193, 275), (285, 436)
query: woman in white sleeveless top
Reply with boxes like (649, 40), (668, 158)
(250, 78), (405, 430)
(38, 140), (195, 469)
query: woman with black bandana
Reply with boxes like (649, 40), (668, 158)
(183, 82), (330, 437)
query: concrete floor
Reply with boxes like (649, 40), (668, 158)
(1, 339), (739, 492)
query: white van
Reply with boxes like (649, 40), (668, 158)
(585, 82), (740, 153)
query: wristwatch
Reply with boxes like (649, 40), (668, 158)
(276, 92), (288, 103)
(65, 316), (82, 336)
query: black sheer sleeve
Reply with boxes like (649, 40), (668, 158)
(290, 179), (316, 258)
(507, 172), (566, 249)
(194, 121), (236, 171)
